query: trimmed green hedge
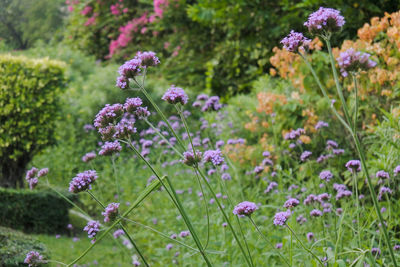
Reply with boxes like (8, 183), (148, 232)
(0, 54), (66, 188)
(0, 188), (74, 234)
(0, 226), (49, 266)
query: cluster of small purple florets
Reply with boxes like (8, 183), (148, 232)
(337, 48), (377, 77)
(280, 30), (311, 52)
(233, 201), (258, 217)
(69, 170), (98, 193)
(84, 220), (101, 241)
(304, 7), (345, 34)
(284, 128), (305, 140)
(345, 159), (361, 173)
(24, 251), (43, 267)
(273, 210), (291, 226)
(162, 85), (189, 105)
(102, 202), (120, 222)
(192, 94), (223, 112)
(116, 51), (160, 89)
(182, 150), (202, 166)
(82, 151), (96, 163)
(203, 149), (224, 166)
(25, 167), (48, 190)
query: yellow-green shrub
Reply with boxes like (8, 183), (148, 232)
(0, 54), (66, 187)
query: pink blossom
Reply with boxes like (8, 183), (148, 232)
(81, 6), (93, 16)
(154, 0), (169, 18)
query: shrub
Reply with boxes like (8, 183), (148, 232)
(0, 54), (66, 187)
(0, 188), (74, 234)
(0, 226), (49, 267)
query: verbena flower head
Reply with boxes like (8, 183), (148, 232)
(113, 229), (124, 238)
(102, 202), (120, 222)
(233, 201), (258, 217)
(179, 230), (190, 238)
(319, 170), (333, 182)
(82, 152), (96, 163)
(37, 168), (49, 178)
(337, 48), (377, 77)
(136, 51), (160, 68)
(315, 120), (329, 129)
(304, 7), (345, 35)
(274, 210), (291, 226)
(124, 97), (143, 113)
(83, 220), (100, 239)
(300, 151), (312, 161)
(394, 165), (400, 176)
(99, 140), (122, 156)
(281, 30), (311, 52)
(310, 209), (323, 217)
(376, 170), (390, 179)
(284, 128), (305, 140)
(26, 167), (38, 180)
(345, 160), (361, 173)
(307, 232), (314, 241)
(94, 103), (124, 129)
(162, 85), (188, 105)
(113, 119), (136, 139)
(182, 150), (202, 166)
(283, 198), (300, 209)
(24, 251), (44, 267)
(203, 149), (224, 166)
(135, 106), (151, 119)
(118, 58), (142, 79)
(69, 170), (98, 193)
(201, 96), (222, 112)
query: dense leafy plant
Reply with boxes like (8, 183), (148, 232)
(0, 226), (49, 267)
(0, 188), (74, 234)
(0, 54), (66, 187)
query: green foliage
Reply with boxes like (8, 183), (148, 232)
(0, 54), (66, 187)
(0, 188), (74, 234)
(0, 226), (49, 267)
(0, 0), (65, 49)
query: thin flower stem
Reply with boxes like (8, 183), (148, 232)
(132, 81), (186, 151)
(86, 191), (149, 266)
(324, 39), (398, 267)
(352, 172), (361, 247)
(144, 119), (183, 157)
(111, 156), (121, 203)
(46, 260), (67, 266)
(325, 39), (352, 126)
(176, 103), (211, 249)
(195, 168), (254, 267)
(119, 223), (149, 267)
(194, 169), (211, 249)
(248, 216), (290, 266)
(286, 224), (324, 266)
(122, 139), (213, 266)
(352, 74), (358, 134)
(67, 176), (164, 266)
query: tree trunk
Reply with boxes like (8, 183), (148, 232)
(0, 157), (28, 188)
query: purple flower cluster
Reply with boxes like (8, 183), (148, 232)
(310, 209), (323, 217)
(24, 251), (44, 267)
(376, 170), (390, 179)
(116, 51), (160, 89)
(345, 160), (361, 173)
(394, 165), (400, 176)
(161, 85), (189, 105)
(25, 167), (48, 190)
(304, 7), (345, 35)
(82, 152), (96, 163)
(284, 128), (305, 140)
(274, 210), (291, 226)
(315, 120), (329, 129)
(281, 30), (311, 52)
(124, 97), (143, 113)
(102, 202), (120, 222)
(99, 140), (122, 156)
(182, 150), (202, 166)
(333, 183), (352, 200)
(337, 48), (377, 77)
(201, 96), (223, 112)
(83, 220), (101, 239)
(300, 151), (312, 162)
(319, 170), (333, 182)
(233, 201), (258, 217)
(94, 104), (124, 129)
(113, 229), (124, 238)
(69, 170), (98, 193)
(378, 186), (392, 200)
(203, 149), (224, 166)
(283, 198), (300, 209)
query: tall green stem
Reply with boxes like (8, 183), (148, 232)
(286, 224), (324, 266)
(122, 139), (213, 266)
(196, 168), (254, 267)
(352, 74), (358, 134)
(352, 172), (361, 247)
(248, 217), (290, 266)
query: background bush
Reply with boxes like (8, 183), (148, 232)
(0, 54), (66, 187)
(0, 226), (49, 266)
(0, 188), (74, 234)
